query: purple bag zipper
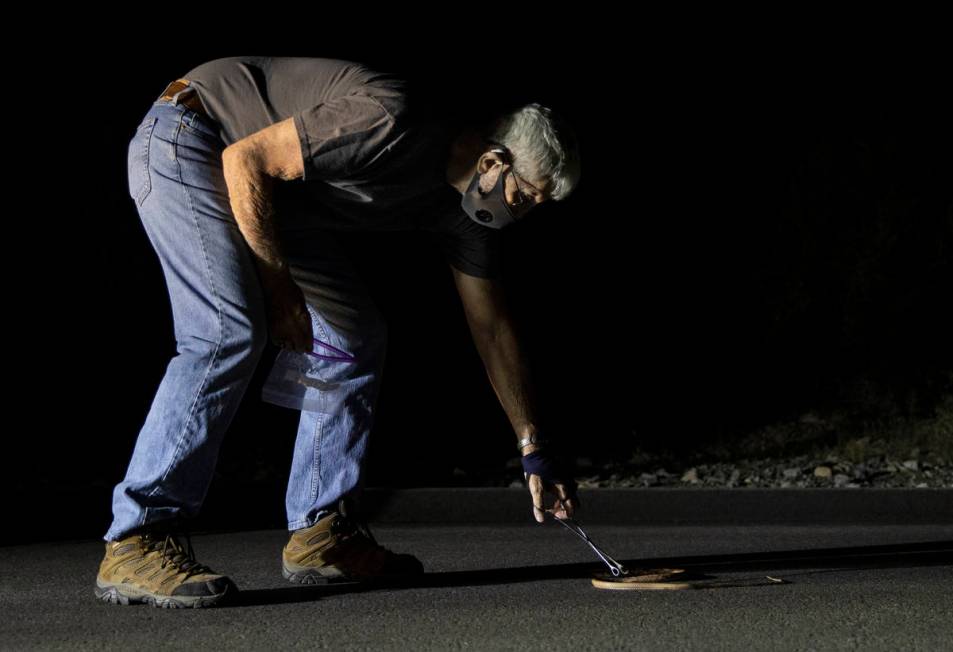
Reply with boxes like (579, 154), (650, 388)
(305, 338), (356, 362)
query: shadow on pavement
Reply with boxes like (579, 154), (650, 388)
(220, 539), (953, 607)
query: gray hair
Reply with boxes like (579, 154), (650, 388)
(484, 103), (581, 202)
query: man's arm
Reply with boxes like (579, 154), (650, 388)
(450, 265), (545, 454)
(221, 117), (304, 291)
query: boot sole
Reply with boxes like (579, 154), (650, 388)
(281, 562), (422, 586)
(282, 563), (363, 585)
(94, 577), (235, 608)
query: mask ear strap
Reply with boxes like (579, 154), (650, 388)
(489, 146), (510, 163)
(489, 147), (519, 192)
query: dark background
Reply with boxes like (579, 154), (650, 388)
(9, 22), (951, 544)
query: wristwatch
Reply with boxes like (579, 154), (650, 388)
(517, 432), (549, 453)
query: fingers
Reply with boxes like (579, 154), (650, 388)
(527, 473), (545, 524)
(526, 474), (582, 524)
(553, 483), (576, 519)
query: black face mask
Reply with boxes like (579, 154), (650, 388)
(460, 148), (518, 230)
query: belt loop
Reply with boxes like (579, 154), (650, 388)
(170, 87), (192, 107)
(170, 78), (193, 107)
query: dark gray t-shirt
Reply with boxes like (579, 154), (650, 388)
(180, 56), (503, 279)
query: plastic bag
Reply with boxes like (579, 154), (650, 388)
(261, 335), (356, 413)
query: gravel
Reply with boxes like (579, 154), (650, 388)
(489, 409), (953, 490)
(565, 450), (952, 489)
(485, 445), (953, 490)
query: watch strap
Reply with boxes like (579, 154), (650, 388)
(517, 433), (549, 452)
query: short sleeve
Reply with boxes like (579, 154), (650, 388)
(426, 211), (505, 279)
(292, 93), (401, 182)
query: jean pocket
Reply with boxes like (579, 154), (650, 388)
(128, 116), (157, 207)
(180, 115), (222, 146)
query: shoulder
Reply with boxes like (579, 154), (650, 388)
(429, 207), (503, 244)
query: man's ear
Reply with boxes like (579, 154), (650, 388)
(475, 151), (504, 193)
(477, 150), (504, 175)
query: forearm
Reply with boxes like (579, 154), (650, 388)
(221, 147), (291, 291)
(470, 318), (545, 453)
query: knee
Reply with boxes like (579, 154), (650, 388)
(221, 313), (268, 364)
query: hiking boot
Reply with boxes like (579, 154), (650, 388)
(95, 526), (237, 608)
(282, 504), (424, 585)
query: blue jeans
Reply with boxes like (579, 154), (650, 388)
(104, 87), (388, 541)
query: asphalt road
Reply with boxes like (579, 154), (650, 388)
(3, 523), (952, 650)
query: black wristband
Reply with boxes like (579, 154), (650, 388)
(520, 450), (577, 493)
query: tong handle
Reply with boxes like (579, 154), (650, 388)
(546, 511), (630, 577)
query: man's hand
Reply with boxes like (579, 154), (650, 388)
(263, 274), (314, 353)
(527, 473), (578, 523)
(521, 447), (580, 524)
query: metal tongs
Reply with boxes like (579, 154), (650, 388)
(545, 510), (630, 577)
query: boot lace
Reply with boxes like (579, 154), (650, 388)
(333, 496), (381, 547)
(141, 530), (213, 579)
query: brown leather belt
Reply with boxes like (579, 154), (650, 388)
(157, 78), (210, 119)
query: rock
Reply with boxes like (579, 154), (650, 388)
(728, 469), (741, 485)
(782, 468), (801, 480)
(799, 412), (825, 425)
(833, 473), (851, 486)
(814, 465), (833, 479)
(681, 468), (699, 483)
(902, 460), (919, 471)
(508, 479), (524, 488)
(640, 473), (658, 486)
(628, 451), (654, 466)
